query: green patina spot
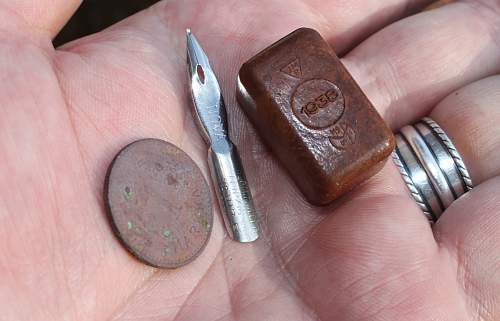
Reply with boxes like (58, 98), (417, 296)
(201, 219), (211, 230)
(127, 220), (135, 230)
(123, 186), (133, 201)
(163, 229), (172, 237)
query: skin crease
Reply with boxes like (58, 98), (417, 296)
(0, 0), (500, 320)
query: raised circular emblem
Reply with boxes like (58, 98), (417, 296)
(291, 79), (345, 129)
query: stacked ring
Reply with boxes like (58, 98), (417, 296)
(393, 117), (473, 222)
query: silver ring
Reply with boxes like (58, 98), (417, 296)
(392, 143), (435, 222)
(393, 117), (473, 222)
(421, 117), (473, 191)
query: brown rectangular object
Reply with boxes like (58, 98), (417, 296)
(237, 28), (395, 205)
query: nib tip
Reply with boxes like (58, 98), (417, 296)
(186, 28), (192, 36)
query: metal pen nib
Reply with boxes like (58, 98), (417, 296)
(186, 29), (259, 243)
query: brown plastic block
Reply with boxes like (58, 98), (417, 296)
(237, 28), (395, 205)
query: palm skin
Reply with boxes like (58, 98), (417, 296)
(1, 0), (500, 320)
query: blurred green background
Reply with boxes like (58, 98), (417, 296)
(54, 0), (161, 46)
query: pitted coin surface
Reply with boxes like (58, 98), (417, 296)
(104, 138), (213, 269)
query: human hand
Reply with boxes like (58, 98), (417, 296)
(1, 0), (500, 320)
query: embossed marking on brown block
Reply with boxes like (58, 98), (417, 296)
(237, 28), (395, 205)
(104, 139), (213, 268)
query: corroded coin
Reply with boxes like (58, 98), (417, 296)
(104, 138), (213, 268)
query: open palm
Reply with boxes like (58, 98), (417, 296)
(2, 0), (500, 320)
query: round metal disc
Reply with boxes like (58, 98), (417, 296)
(104, 138), (213, 269)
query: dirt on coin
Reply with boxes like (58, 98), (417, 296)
(104, 138), (213, 269)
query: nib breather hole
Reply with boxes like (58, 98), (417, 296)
(196, 64), (205, 84)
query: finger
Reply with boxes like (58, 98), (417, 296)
(434, 176), (500, 320)
(302, 0), (434, 54)
(285, 167), (470, 321)
(152, 0), (434, 57)
(1, 0), (81, 38)
(343, 1), (500, 130)
(303, 75), (500, 320)
(430, 75), (500, 185)
(257, 0), (500, 258)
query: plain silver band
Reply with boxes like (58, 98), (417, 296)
(414, 123), (465, 197)
(401, 125), (456, 208)
(394, 118), (473, 222)
(422, 117), (473, 191)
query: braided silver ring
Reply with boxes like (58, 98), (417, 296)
(393, 117), (473, 222)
